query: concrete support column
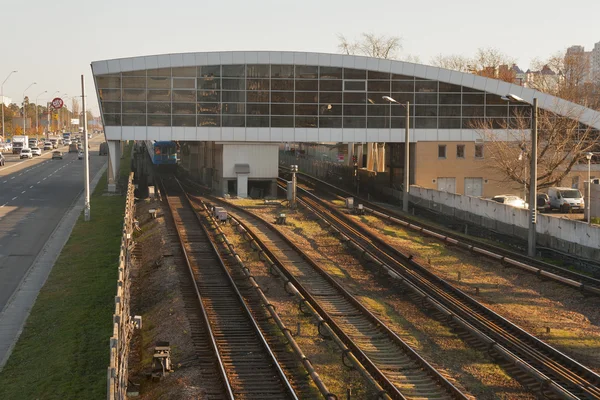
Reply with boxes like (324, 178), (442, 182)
(107, 140), (121, 192)
(347, 143), (354, 166)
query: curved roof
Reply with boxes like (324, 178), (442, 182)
(91, 51), (600, 130)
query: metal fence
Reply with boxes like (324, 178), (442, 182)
(107, 172), (136, 400)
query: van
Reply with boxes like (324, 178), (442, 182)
(548, 187), (584, 212)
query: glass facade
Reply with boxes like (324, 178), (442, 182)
(96, 65), (530, 128)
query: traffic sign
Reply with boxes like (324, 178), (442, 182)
(51, 98), (64, 109)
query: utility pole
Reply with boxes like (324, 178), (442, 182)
(82, 75), (90, 221)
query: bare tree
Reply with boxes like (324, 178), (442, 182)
(430, 47), (517, 83)
(338, 33), (402, 60)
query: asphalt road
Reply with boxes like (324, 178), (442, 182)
(0, 137), (107, 311)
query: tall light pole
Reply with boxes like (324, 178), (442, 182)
(586, 152), (594, 224)
(383, 96), (410, 213)
(60, 94), (68, 132)
(35, 90), (47, 137)
(2, 70), (18, 139)
(23, 82), (37, 135)
(502, 93), (538, 257)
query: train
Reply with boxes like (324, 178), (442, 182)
(145, 140), (178, 165)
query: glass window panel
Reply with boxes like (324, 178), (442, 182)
(222, 91), (245, 102)
(438, 144), (447, 158)
(475, 144), (484, 158)
(439, 93), (462, 104)
(271, 65), (294, 78)
(223, 115), (245, 127)
(295, 92), (318, 103)
(101, 102), (120, 114)
(415, 80), (438, 92)
(148, 102), (171, 114)
(295, 116), (317, 128)
(296, 80), (318, 91)
(456, 144), (465, 158)
(509, 105), (531, 118)
(198, 74), (221, 88)
(295, 104), (318, 115)
(271, 92), (293, 103)
(367, 117), (387, 128)
(271, 116), (294, 127)
(391, 104), (413, 117)
(368, 104), (388, 116)
(247, 116), (269, 127)
(367, 93), (390, 104)
(173, 115), (196, 126)
(271, 104), (294, 115)
(247, 79), (270, 90)
(122, 102), (146, 114)
(344, 80), (366, 91)
(147, 68), (171, 76)
(343, 116), (366, 128)
(319, 103), (342, 116)
(392, 81), (415, 92)
(462, 87), (484, 93)
(390, 93), (415, 103)
(320, 67), (342, 79)
(486, 94), (507, 104)
(222, 65), (245, 77)
(222, 79), (245, 90)
(438, 82), (462, 92)
(147, 90), (170, 101)
(416, 105), (438, 117)
(173, 90), (195, 102)
(462, 93), (484, 104)
(197, 90), (220, 102)
(122, 70), (145, 77)
(247, 103), (269, 115)
(103, 114), (121, 126)
(99, 88), (121, 101)
(122, 77), (146, 89)
(198, 65), (220, 78)
(247, 65), (269, 78)
(415, 93), (437, 104)
(122, 114), (146, 126)
(122, 89), (146, 101)
(344, 104), (367, 115)
(173, 103), (196, 114)
(198, 115), (221, 126)
(222, 103), (245, 114)
(486, 105), (508, 117)
(368, 71), (390, 79)
(462, 118), (483, 129)
(272, 79), (294, 91)
(367, 80), (390, 92)
(343, 92), (366, 103)
(96, 76), (121, 89)
(148, 114), (171, 126)
(247, 91), (269, 102)
(295, 65), (318, 79)
(319, 117), (342, 128)
(439, 118), (462, 129)
(198, 103), (221, 114)
(320, 80), (342, 91)
(344, 68), (366, 79)
(392, 74), (414, 80)
(415, 118), (438, 128)
(148, 77), (170, 89)
(391, 117), (410, 129)
(462, 106), (484, 117)
(172, 77), (196, 89)
(439, 106), (461, 117)
(172, 67), (196, 77)
(319, 92), (342, 103)
(487, 118), (507, 128)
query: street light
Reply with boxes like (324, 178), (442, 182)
(1, 70), (18, 139)
(502, 93), (538, 257)
(382, 95), (410, 213)
(22, 82), (37, 135)
(586, 152), (594, 224)
(35, 90), (47, 136)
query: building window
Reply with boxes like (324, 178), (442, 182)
(343, 80), (366, 92)
(438, 144), (447, 159)
(475, 144), (484, 158)
(456, 144), (465, 158)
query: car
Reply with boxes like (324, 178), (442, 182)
(99, 142), (108, 155)
(77, 150), (85, 160)
(43, 142), (53, 150)
(491, 194), (528, 209)
(548, 187), (585, 213)
(52, 150), (63, 160)
(19, 148), (33, 159)
(31, 147), (42, 156)
(0, 153), (4, 166)
(536, 193), (551, 213)
(69, 143), (78, 153)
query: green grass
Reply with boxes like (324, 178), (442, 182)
(0, 148), (131, 400)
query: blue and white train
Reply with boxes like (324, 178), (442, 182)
(145, 140), (178, 165)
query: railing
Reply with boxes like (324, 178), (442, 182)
(107, 172), (136, 400)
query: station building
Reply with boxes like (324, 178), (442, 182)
(91, 51), (600, 197)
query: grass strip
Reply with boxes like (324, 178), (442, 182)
(0, 151), (130, 400)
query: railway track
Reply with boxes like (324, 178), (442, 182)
(160, 177), (298, 399)
(194, 194), (469, 400)
(284, 180), (600, 399)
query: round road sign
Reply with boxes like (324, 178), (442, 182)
(51, 97), (64, 109)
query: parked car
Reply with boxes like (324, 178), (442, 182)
(548, 187), (584, 213)
(52, 150), (63, 160)
(536, 193), (551, 213)
(490, 194), (528, 209)
(43, 142), (53, 150)
(31, 147), (42, 156)
(20, 148), (33, 159)
(0, 153), (4, 166)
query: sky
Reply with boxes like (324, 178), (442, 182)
(2, 0), (599, 117)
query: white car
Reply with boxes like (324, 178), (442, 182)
(491, 194), (528, 209)
(20, 148), (33, 159)
(31, 147), (42, 156)
(43, 142), (53, 150)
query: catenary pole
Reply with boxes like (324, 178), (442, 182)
(82, 75), (90, 221)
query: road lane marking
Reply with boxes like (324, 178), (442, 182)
(43, 177), (47, 180)
(37, 181), (40, 184)
(11, 177), (15, 179)
(30, 186), (33, 189)
(21, 191), (26, 194)
(12, 196), (17, 201)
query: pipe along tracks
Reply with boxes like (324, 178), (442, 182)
(281, 178), (600, 399)
(159, 177), (299, 399)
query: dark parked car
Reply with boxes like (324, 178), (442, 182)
(537, 193), (551, 213)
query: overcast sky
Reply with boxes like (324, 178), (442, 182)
(2, 0), (599, 116)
